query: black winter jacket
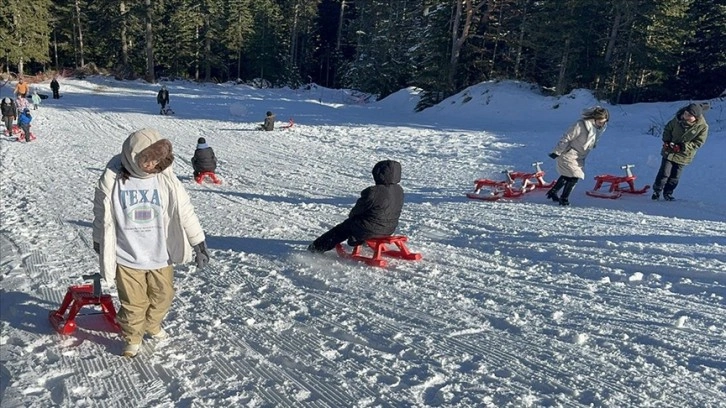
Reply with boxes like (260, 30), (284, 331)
(347, 160), (404, 241)
(1, 100), (17, 118)
(157, 89), (169, 105)
(191, 147), (217, 173)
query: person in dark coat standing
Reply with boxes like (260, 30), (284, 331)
(1, 97), (18, 135)
(308, 160), (404, 253)
(259, 111), (275, 131)
(50, 76), (60, 99)
(651, 103), (709, 201)
(157, 85), (170, 114)
(191, 137), (217, 177)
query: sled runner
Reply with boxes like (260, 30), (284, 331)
(586, 164), (650, 199)
(335, 235), (422, 268)
(49, 273), (121, 335)
(466, 162), (554, 201)
(195, 171), (222, 185)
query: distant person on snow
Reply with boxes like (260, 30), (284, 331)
(157, 85), (170, 114)
(50, 76), (61, 99)
(546, 106), (609, 206)
(308, 160), (404, 253)
(18, 107), (33, 142)
(191, 137), (218, 178)
(14, 78), (29, 98)
(92, 128), (210, 358)
(31, 90), (41, 110)
(651, 103), (709, 201)
(1, 97), (17, 136)
(259, 111), (275, 131)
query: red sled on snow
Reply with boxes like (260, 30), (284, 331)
(466, 162), (555, 201)
(49, 273), (121, 335)
(195, 171), (222, 185)
(5, 124), (35, 140)
(279, 118), (294, 129)
(586, 164), (650, 199)
(335, 235), (422, 268)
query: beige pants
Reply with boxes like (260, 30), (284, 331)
(116, 264), (174, 345)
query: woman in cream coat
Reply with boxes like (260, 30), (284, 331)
(546, 106), (609, 206)
(93, 128), (209, 357)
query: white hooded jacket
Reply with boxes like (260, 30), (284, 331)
(551, 119), (606, 179)
(92, 129), (205, 282)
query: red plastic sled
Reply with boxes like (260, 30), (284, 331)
(467, 162), (554, 201)
(280, 118), (294, 129)
(335, 235), (422, 268)
(586, 164), (650, 199)
(195, 171), (222, 185)
(49, 274), (121, 335)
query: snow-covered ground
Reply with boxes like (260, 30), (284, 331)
(1, 77), (724, 408)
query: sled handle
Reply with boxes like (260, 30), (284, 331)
(82, 273), (102, 297)
(621, 164), (635, 177)
(531, 161), (544, 172)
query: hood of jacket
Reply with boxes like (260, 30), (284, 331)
(121, 128), (174, 178)
(371, 160), (401, 185)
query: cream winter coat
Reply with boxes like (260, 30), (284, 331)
(92, 129), (205, 282)
(551, 119), (606, 179)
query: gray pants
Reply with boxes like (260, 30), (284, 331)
(2, 116), (12, 134)
(20, 123), (31, 142)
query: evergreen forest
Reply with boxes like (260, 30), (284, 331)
(1, 0), (724, 108)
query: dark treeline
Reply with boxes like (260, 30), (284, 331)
(2, 0), (724, 108)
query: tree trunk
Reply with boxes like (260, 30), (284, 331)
(336, 0), (346, 52)
(204, 15), (211, 82)
(120, 1), (129, 68)
(514, 0), (528, 78)
(145, 0), (154, 83)
(75, 0), (85, 67)
(556, 38), (571, 96)
(448, 0), (489, 91)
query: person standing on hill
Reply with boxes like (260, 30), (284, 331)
(157, 85), (170, 114)
(1, 97), (17, 136)
(651, 103), (709, 201)
(14, 78), (29, 99)
(50, 76), (61, 99)
(92, 128), (210, 357)
(546, 106), (609, 206)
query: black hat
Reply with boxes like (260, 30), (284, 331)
(197, 137), (206, 144)
(266, 111), (272, 116)
(685, 103), (703, 118)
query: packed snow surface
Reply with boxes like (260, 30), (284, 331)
(1, 77), (724, 407)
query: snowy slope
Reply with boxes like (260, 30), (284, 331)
(0, 77), (724, 408)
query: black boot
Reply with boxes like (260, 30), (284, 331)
(559, 177), (578, 206)
(547, 177), (567, 202)
(663, 192), (675, 201)
(651, 191), (660, 200)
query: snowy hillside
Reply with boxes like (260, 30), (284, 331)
(0, 77), (724, 408)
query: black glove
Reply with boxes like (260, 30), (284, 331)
(548, 152), (559, 159)
(193, 241), (210, 269)
(93, 242), (100, 254)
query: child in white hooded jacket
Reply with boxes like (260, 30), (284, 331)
(92, 128), (210, 357)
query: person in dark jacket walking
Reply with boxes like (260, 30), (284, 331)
(308, 160), (404, 253)
(1, 97), (17, 135)
(651, 103), (709, 201)
(258, 111), (275, 131)
(50, 76), (60, 99)
(157, 85), (170, 114)
(191, 137), (217, 177)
